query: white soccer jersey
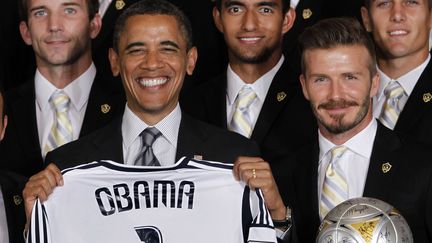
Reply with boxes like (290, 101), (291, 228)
(27, 158), (276, 243)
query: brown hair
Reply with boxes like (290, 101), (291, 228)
(19, 0), (99, 22)
(299, 17), (377, 77)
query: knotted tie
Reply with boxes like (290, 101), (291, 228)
(229, 86), (257, 138)
(320, 146), (348, 219)
(44, 90), (72, 155)
(379, 81), (405, 129)
(134, 127), (162, 166)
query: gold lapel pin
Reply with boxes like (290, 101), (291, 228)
(277, 92), (287, 102)
(101, 104), (111, 114)
(423, 93), (432, 103)
(13, 195), (23, 206)
(116, 0), (126, 10)
(381, 162), (392, 173)
(302, 9), (313, 20)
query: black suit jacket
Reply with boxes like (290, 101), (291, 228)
(45, 113), (260, 170)
(276, 122), (432, 242)
(0, 170), (27, 243)
(181, 59), (316, 168)
(0, 72), (125, 177)
(392, 59), (432, 146)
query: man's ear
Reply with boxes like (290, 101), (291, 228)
(89, 13), (102, 39)
(0, 115), (8, 141)
(361, 7), (372, 32)
(299, 74), (310, 101)
(108, 48), (120, 77)
(213, 7), (224, 33)
(282, 7), (296, 35)
(186, 47), (198, 76)
(19, 21), (33, 46)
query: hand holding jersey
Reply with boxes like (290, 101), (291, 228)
(233, 156), (287, 221)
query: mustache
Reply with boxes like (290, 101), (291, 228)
(318, 99), (359, 110)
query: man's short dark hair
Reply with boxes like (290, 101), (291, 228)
(18, 0), (99, 22)
(213, 0), (291, 14)
(112, 0), (194, 53)
(299, 17), (377, 77)
(363, 0), (432, 9)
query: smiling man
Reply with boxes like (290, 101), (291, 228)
(361, 0), (432, 145)
(22, 0), (261, 228)
(182, 0), (316, 170)
(276, 17), (432, 242)
(0, 0), (125, 177)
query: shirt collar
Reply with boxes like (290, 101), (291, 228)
(35, 63), (96, 111)
(121, 103), (181, 149)
(226, 56), (284, 105)
(377, 55), (430, 101)
(318, 119), (377, 163)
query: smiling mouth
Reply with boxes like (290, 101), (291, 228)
(136, 77), (168, 87)
(388, 30), (408, 36)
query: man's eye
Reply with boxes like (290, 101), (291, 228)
(64, 8), (77, 14)
(228, 6), (243, 14)
(314, 77), (326, 83)
(34, 10), (47, 17)
(258, 7), (273, 14)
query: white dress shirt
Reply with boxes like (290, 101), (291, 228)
(373, 55), (430, 120)
(317, 119), (377, 206)
(226, 56), (284, 132)
(98, 0), (113, 18)
(122, 104), (181, 166)
(0, 187), (8, 243)
(35, 64), (96, 158)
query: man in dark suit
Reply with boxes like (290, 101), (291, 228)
(22, 0), (265, 227)
(361, 0), (432, 145)
(181, 0), (316, 167)
(276, 18), (432, 242)
(0, 0), (125, 177)
(0, 85), (26, 243)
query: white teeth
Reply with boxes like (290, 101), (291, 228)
(389, 30), (407, 36)
(137, 78), (168, 87)
(240, 37), (260, 41)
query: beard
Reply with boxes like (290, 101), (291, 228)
(313, 97), (370, 135)
(230, 42), (279, 64)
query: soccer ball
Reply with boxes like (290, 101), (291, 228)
(316, 197), (413, 243)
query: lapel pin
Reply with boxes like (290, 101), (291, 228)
(423, 93), (432, 103)
(302, 9), (313, 20)
(277, 92), (287, 102)
(116, 0), (126, 10)
(13, 195), (23, 206)
(194, 155), (203, 160)
(381, 162), (392, 173)
(101, 104), (111, 114)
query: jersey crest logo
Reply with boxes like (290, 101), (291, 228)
(135, 226), (163, 243)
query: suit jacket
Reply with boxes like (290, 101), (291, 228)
(276, 122), (432, 242)
(0, 72), (125, 177)
(181, 59), (317, 169)
(45, 113), (260, 170)
(0, 170), (27, 243)
(392, 59), (432, 146)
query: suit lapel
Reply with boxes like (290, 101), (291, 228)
(88, 118), (124, 163)
(395, 59), (432, 132)
(363, 122), (401, 199)
(80, 71), (125, 137)
(10, 81), (42, 161)
(203, 75), (228, 128)
(176, 114), (207, 160)
(251, 60), (299, 143)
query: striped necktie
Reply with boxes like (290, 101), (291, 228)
(134, 127), (162, 166)
(229, 86), (257, 138)
(44, 90), (73, 156)
(379, 81), (405, 129)
(320, 146), (348, 219)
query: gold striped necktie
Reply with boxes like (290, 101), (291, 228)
(229, 86), (257, 138)
(379, 81), (405, 129)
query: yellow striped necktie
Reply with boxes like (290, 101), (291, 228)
(43, 90), (73, 156)
(229, 86), (257, 138)
(379, 81), (405, 130)
(320, 146), (348, 219)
